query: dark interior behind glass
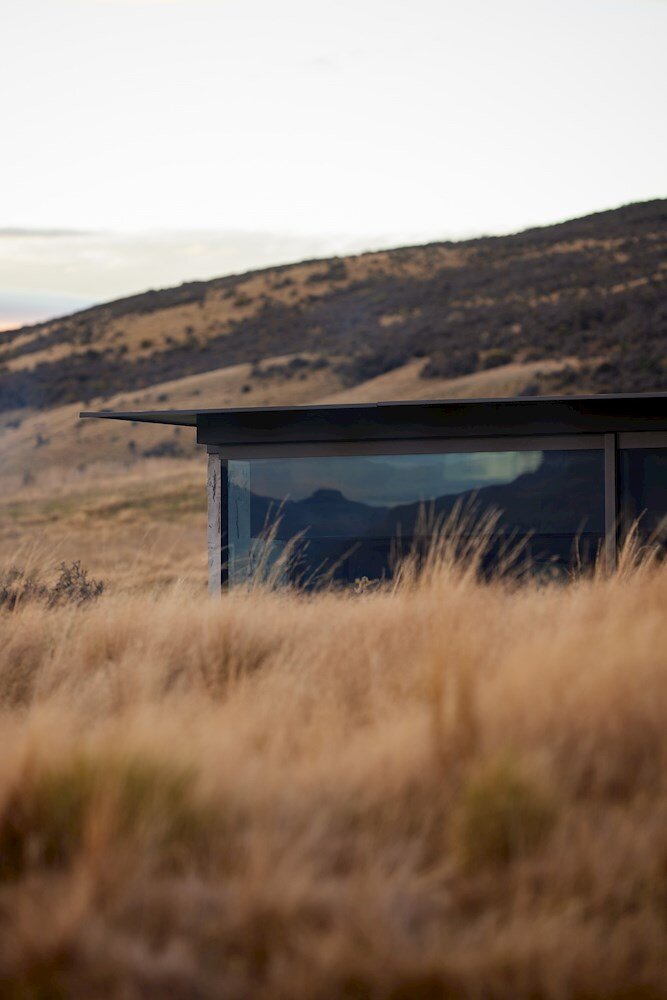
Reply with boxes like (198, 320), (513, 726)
(620, 448), (667, 543)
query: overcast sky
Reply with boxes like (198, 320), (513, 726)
(1, 0), (665, 325)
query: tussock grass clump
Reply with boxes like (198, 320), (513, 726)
(0, 753), (210, 880)
(0, 550), (666, 997)
(454, 756), (557, 869)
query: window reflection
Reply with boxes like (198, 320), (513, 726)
(243, 452), (544, 508)
(227, 449), (605, 586)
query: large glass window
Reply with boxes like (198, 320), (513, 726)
(620, 448), (667, 543)
(227, 449), (605, 586)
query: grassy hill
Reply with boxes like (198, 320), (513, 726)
(1, 199), (666, 420)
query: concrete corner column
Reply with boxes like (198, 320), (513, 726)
(207, 451), (224, 595)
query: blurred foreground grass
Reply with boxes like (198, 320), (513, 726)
(0, 537), (666, 998)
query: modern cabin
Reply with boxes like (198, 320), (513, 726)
(81, 393), (667, 593)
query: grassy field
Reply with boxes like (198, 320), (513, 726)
(1, 531), (666, 998)
(0, 457), (207, 593)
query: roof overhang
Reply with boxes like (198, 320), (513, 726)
(80, 392), (667, 447)
(79, 408), (198, 427)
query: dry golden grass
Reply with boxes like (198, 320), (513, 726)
(0, 458), (207, 593)
(1, 539), (666, 998)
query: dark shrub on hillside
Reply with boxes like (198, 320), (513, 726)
(422, 349), (479, 379)
(482, 348), (514, 369)
(142, 439), (188, 459)
(306, 260), (347, 283)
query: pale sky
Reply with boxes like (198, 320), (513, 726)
(1, 0), (665, 324)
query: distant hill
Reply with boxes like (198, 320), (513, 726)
(1, 199), (666, 420)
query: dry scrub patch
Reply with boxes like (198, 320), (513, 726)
(0, 561), (666, 997)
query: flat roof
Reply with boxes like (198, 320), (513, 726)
(81, 392), (667, 445)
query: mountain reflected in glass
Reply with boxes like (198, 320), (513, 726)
(228, 450), (605, 586)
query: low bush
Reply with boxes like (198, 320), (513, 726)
(481, 347), (514, 369)
(0, 562), (104, 611)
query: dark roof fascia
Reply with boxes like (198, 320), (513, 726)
(79, 392), (667, 445)
(195, 393), (667, 445)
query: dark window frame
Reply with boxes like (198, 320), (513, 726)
(210, 433), (614, 590)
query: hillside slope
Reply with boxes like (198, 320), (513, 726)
(1, 199), (666, 420)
